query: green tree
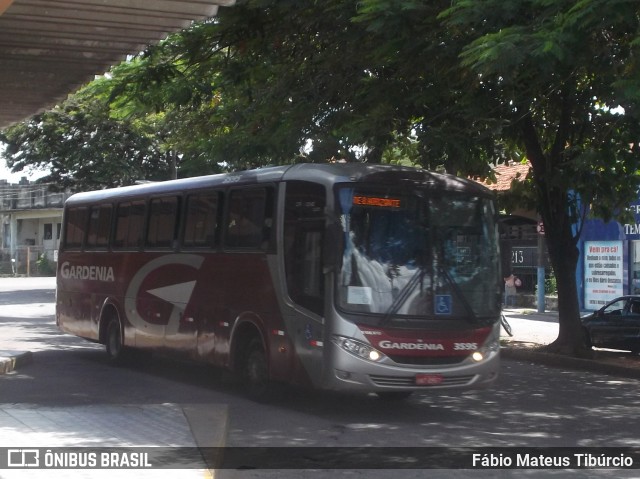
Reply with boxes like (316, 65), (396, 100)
(437, 0), (640, 355)
(103, 1), (385, 167)
(102, 57), (223, 178)
(105, 0), (486, 171)
(0, 85), (172, 191)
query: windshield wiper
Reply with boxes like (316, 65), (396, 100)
(380, 265), (426, 326)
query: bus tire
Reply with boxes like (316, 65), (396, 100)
(105, 318), (127, 365)
(243, 340), (271, 401)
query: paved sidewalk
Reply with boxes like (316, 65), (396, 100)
(501, 307), (559, 345)
(0, 403), (228, 478)
(501, 307), (640, 379)
(0, 278), (227, 478)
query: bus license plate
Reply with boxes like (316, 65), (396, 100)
(416, 373), (443, 386)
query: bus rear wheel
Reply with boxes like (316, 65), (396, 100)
(105, 318), (126, 365)
(243, 340), (271, 401)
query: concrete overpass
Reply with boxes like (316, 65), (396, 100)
(0, 0), (235, 129)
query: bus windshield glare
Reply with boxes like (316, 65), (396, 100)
(337, 187), (500, 322)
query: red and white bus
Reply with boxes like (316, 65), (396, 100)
(56, 163), (502, 399)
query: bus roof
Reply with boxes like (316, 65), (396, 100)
(65, 163), (492, 206)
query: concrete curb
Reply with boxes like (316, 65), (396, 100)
(0, 350), (33, 374)
(502, 347), (640, 380)
(182, 404), (229, 476)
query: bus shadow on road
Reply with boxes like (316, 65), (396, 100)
(5, 343), (640, 450)
(5, 311), (639, 451)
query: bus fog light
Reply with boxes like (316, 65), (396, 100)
(333, 336), (386, 362)
(472, 351), (484, 362)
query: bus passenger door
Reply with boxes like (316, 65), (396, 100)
(282, 181), (327, 385)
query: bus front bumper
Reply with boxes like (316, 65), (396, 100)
(322, 344), (500, 393)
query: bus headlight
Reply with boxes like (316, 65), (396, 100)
(332, 336), (386, 362)
(471, 324), (501, 362)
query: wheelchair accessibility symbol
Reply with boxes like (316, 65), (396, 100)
(435, 295), (452, 315)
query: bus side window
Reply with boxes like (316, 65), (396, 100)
(86, 204), (112, 249)
(183, 192), (219, 248)
(284, 181), (326, 316)
(147, 196), (179, 248)
(114, 201), (146, 249)
(226, 187), (274, 250)
(63, 207), (89, 249)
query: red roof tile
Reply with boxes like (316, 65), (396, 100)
(479, 162), (531, 191)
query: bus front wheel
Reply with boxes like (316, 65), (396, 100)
(243, 340), (271, 401)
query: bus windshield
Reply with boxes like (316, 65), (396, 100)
(336, 186), (500, 322)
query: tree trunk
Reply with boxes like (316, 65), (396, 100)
(170, 150), (178, 180)
(521, 112), (592, 358)
(544, 224), (592, 357)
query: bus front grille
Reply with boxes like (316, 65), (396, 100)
(369, 374), (476, 388)
(387, 355), (467, 365)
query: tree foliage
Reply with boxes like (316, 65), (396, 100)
(0, 84), (172, 191)
(101, 0), (497, 174)
(438, 0), (640, 355)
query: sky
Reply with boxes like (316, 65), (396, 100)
(0, 144), (45, 183)
(0, 164), (30, 183)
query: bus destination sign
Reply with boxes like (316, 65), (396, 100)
(353, 196), (401, 208)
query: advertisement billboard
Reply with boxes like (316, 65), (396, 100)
(584, 241), (623, 310)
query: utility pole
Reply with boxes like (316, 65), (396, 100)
(537, 219), (546, 313)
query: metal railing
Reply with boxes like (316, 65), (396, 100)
(0, 246), (56, 277)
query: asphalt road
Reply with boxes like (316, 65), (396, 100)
(2, 278), (640, 478)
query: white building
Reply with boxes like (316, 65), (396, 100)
(0, 177), (70, 275)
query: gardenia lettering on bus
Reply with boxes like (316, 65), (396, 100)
(60, 262), (115, 282)
(377, 341), (444, 351)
